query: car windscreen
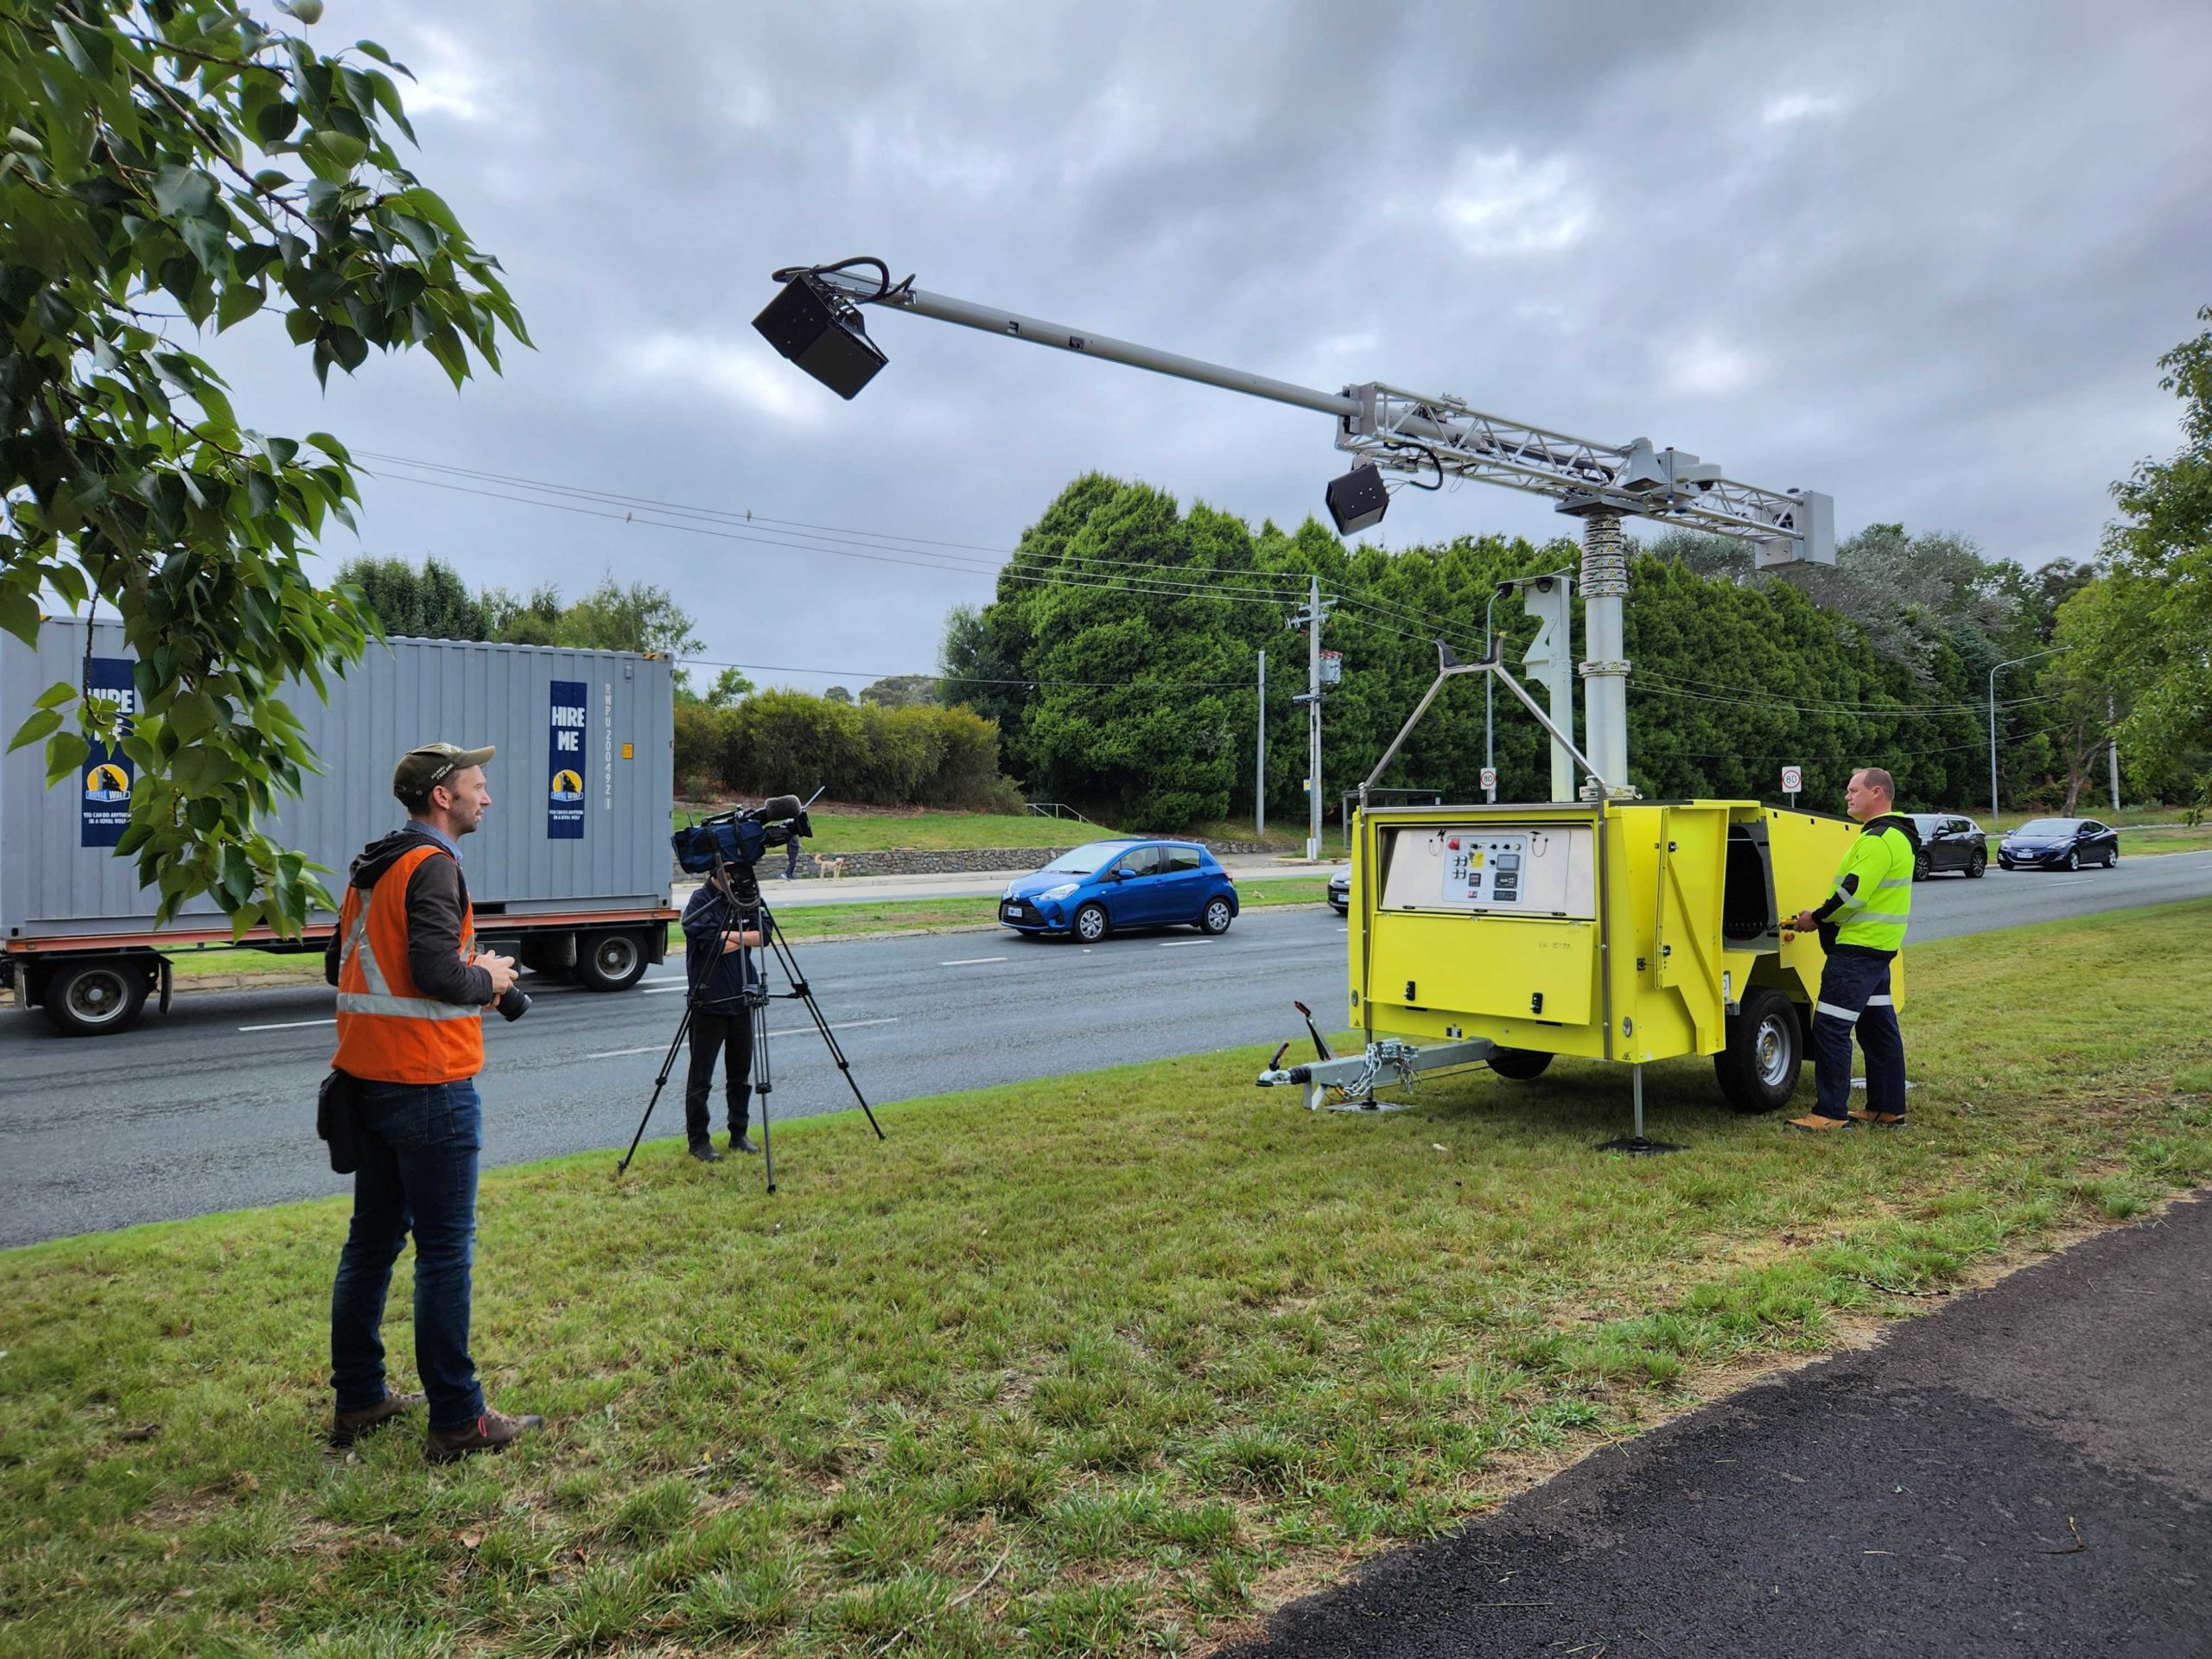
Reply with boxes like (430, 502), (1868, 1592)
(1042, 842), (1128, 874)
(2015, 819), (2075, 835)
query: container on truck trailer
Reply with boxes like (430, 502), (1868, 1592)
(2, 618), (677, 1036)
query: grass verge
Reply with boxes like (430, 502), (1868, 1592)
(673, 808), (1121, 856)
(5, 902), (2210, 1656)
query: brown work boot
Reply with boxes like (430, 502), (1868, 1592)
(329, 1389), (425, 1447)
(1786, 1112), (1858, 1133)
(1848, 1109), (1908, 1128)
(426, 1408), (544, 1464)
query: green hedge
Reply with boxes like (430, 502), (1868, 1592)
(676, 690), (1024, 810)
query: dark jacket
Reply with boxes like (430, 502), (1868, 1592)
(323, 825), (494, 1006)
(683, 884), (760, 1014)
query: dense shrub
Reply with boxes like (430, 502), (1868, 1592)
(692, 690), (1022, 810)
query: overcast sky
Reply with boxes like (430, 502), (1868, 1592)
(209, 0), (2212, 694)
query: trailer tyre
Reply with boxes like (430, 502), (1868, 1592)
(46, 959), (152, 1037)
(1714, 986), (1803, 1113)
(1485, 1046), (1553, 1081)
(575, 930), (649, 992)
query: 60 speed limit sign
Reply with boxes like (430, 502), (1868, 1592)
(1781, 766), (1804, 794)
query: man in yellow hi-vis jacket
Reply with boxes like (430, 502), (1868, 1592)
(1789, 766), (1918, 1133)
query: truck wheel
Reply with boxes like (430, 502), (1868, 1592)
(1714, 986), (1802, 1113)
(1486, 1047), (1553, 1081)
(45, 959), (152, 1037)
(575, 930), (649, 992)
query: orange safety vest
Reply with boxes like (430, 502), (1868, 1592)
(331, 843), (486, 1084)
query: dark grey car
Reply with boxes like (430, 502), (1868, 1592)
(1907, 813), (1988, 880)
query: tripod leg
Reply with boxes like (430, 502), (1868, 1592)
(750, 988), (776, 1194)
(617, 1001), (696, 1173)
(761, 915), (887, 1140)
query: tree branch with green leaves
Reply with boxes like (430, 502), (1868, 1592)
(1, 0), (527, 931)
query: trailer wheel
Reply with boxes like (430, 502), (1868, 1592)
(1486, 1046), (1553, 1081)
(575, 930), (649, 992)
(1714, 986), (1802, 1113)
(45, 959), (152, 1037)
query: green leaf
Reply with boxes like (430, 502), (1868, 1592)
(0, 588), (38, 647)
(254, 100), (300, 144)
(44, 729), (91, 786)
(152, 165), (219, 219)
(168, 690), (220, 745)
(8, 708), (62, 753)
(33, 679), (77, 711)
(216, 283), (265, 332)
(285, 306), (320, 345)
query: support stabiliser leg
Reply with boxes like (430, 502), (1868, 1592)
(1596, 1062), (1681, 1155)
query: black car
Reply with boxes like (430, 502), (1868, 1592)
(1997, 817), (2120, 871)
(1906, 813), (1988, 880)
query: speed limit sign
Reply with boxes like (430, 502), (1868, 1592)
(1480, 766), (1497, 792)
(1781, 765), (1803, 795)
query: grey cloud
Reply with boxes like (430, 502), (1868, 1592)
(200, 0), (2212, 696)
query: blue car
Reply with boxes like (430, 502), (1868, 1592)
(999, 839), (1239, 942)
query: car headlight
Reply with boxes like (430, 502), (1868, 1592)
(1041, 883), (1079, 901)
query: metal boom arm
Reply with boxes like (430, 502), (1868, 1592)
(809, 270), (1833, 563)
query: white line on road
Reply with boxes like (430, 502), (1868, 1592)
(587, 1017), (899, 1059)
(1158, 939), (1213, 947)
(238, 1016), (336, 1032)
(939, 956), (1007, 966)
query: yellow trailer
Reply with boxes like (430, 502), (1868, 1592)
(1261, 647), (1902, 1146)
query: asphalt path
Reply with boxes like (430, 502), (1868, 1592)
(1231, 1192), (2212, 1659)
(2, 852), (2206, 1249)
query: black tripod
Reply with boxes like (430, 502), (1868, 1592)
(617, 856), (884, 1190)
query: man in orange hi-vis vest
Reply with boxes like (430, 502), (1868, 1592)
(323, 741), (542, 1462)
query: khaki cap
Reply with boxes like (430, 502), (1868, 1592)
(393, 741), (495, 803)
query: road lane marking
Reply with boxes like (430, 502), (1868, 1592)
(1158, 939), (1213, 947)
(939, 956), (1007, 966)
(587, 1017), (899, 1060)
(238, 1016), (337, 1032)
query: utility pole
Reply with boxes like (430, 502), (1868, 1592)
(1255, 649), (1266, 837)
(2107, 692), (2121, 812)
(1287, 575), (1332, 861)
(1483, 588), (1498, 804)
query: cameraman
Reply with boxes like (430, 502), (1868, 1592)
(681, 875), (766, 1160)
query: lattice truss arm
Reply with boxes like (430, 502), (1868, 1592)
(1337, 384), (1832, 563)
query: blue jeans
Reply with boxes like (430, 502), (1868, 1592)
(329, 1078), (485, 1432)
(1811, 950), (1905, 1120)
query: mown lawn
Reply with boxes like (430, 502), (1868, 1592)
(4, 903), (2209, 1656)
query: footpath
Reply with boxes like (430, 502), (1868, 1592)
(1231, 1192), (2212, 1659)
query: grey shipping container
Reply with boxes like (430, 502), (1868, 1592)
(2, 617), (677, 1034)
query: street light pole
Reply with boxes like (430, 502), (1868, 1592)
(1988, 644), (2069, 824)
(1255, 649), (1265, 837)
(1484, 588), (1499, 804)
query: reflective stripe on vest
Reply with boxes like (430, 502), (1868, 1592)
(1832, 823), (1914, 953)
(332, 842), (486, 1084)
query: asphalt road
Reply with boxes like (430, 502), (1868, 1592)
(2, 851), (2205, 1249)
(1231, 1191), (2212, 1659)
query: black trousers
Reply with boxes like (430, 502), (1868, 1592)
(683, 1007), (755, 1139)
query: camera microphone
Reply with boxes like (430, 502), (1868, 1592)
(760, 794), (804, 822)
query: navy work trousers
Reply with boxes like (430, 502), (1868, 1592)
(329, 1078), (485, 1433)
(1810, 949), (1905, 1121)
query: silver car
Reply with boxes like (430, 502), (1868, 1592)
(1326, 864), (1350, 914)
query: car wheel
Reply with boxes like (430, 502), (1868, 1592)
(1485, 1046), (1553, 1081)
(1199, 896), (1234, 935)
(2106, 847), (2119, 868)
(1967, 850), (1986, 879)
(575, 929), (649, 992)
(1911, 849), (1930, 881)
(1073, 902), (1109, 944)
(43, 958), (153, 1037)
(2064, 849), (2079, 872)
(1713, 986), (1803, 1113)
